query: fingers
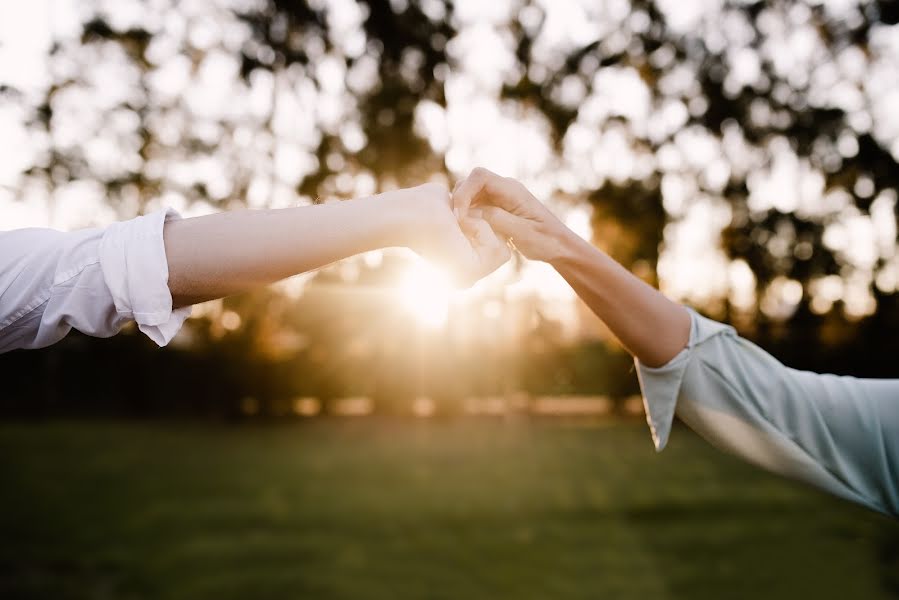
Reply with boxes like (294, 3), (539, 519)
(451, 168), (486, 220)
(452, 167), (520, 219)
(470, 206), (523, 242)
(438, 225), (483, 287)
(461, 217), (511, 277)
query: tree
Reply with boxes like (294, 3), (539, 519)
(3, 0), (899, 415)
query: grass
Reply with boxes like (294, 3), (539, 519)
(0, 418), (896, 599)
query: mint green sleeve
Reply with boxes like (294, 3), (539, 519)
(636, 307), (899, 517)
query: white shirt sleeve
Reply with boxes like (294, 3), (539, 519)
(636, 307), (899, 517)
(0, 208), (191, 353)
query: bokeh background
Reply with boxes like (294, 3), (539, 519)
(2, 0), (899, 598)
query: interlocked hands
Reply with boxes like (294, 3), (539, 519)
(403, 168), (573, 287)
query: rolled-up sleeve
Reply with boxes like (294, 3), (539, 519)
(0, 208), (190, 353)
(636, 307), (899, 517)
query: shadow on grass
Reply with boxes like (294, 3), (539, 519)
(622, 498), (899, 600)
(877, 530), (899, 595)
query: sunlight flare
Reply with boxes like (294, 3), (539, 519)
(397, 261), (452, 329)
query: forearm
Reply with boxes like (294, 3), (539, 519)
(454, 166), (691, 367)
(550, 229), (690, 368)
(163, 193), (411, 307)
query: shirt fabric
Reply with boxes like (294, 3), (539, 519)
(637, 307), (899, 517)
(0, 208), (190, 353)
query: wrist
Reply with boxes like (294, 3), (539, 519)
(547, 223), (595, 271)
(545, 221), (596, 270)
(367, 189), (421, 250)
(379, 184), (447, 252)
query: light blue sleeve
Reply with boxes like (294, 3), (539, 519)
(636, 307), (899, 517)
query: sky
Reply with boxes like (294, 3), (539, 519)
(2, 0), (899, 332)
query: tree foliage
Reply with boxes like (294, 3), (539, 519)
(3, 0), (899, 414)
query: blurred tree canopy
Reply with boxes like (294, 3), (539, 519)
(3, 0), (899, 414)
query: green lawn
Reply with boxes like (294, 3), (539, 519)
(0, 419), (896, 599)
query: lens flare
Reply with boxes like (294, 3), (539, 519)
(397, 261), (452, 329)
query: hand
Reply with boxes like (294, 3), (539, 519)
(451, 168), (571, 264)
(396, 182), (511, 287)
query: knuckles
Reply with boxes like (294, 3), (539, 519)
(469, 166), (491, 180)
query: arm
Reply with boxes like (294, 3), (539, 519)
(453, 167), (899, 516)
(1, 183), (508, 352)
(550, 233), (690, 368)
(164, 183), (509, 307)
(670, 318), (899, 516)
(0, 212), (185, 352)
(452, 168), (690, 367)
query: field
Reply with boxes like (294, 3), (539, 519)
(0, 418), (896, 599)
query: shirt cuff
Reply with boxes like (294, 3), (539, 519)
(635, 307), (736, 451)
(98, 207), (191, 347)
